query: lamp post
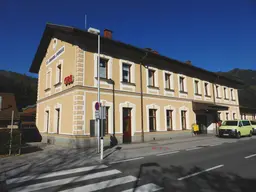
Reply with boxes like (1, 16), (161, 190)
(88, 27), (101, 154)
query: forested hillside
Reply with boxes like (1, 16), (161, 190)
(0, 70), (37, 110)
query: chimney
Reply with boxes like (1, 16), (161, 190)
(153, 50), (159, 55)
(185, 60), (192, 65)
(104, 29), (112, 39)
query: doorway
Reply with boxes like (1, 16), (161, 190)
(123, 108), (132, 143)
(196, 114), (207, 134)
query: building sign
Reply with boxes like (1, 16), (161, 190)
(46, 46), (65, 65)
(64, 75), (74, 85)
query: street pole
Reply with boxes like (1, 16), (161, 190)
(9, 110), (14, 156)
(97, 33), (100, 154)
(100, 105), (104, 160)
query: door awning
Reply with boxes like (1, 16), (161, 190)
(192, 101), (228, 111)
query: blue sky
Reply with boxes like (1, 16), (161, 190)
(1, 0), (256, 77)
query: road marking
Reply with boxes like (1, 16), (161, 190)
(156, 151), (180, 156)
(109, 157), (144, 164)
(245, 154), (256, 159)
(60, 176), (137, 192)
(177, 164), (224, 181)
(209, 143), (223, 147)
(10, 169), (121, 192)
(7, 165), (108, 185)
(186, 147), (202, 151)
(122, 183), (163, 192)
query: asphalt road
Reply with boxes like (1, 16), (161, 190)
(3, 137), (256, 192)
(106, 138), (256, 192)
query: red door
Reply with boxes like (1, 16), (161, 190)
(123, 108), (132, 143)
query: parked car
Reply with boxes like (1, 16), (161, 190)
(219, 120), (253, 138)
(250, 120), (256, 135)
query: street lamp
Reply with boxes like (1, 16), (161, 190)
(88, 27), (101, 154)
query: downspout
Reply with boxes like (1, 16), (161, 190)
(140, 52), (148, 143)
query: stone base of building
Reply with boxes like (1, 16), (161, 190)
(41, 130), (195, 148)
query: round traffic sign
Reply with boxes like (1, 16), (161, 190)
(95, 102), (100, 110)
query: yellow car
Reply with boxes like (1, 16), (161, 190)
(219, 120), (253, 138)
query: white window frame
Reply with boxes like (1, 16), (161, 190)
(163, 71), (174, 90)
(45, 68), (52, 91)
(146, 66), (159, 94)
(178, 74), (188, 97)
(230, 88), (235, 101)
(215, 84), (222, 99)
(53, 38), (57, 49)
(93, 53), (113, 86)
(164, 105), (176, 131)
(119, 59), (135, 91)
(44, 106), (51, 133)
(225, 112), (229, 120)
(179, 106), (190, 130)
(146, 104), (160, 132)
(55, 60), (63, 85)
(232, 112), (236, 120)
(54, 103), (62, 134)
(223, 86), (229, 100)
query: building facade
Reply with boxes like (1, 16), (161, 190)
(30, 24), (242, 147)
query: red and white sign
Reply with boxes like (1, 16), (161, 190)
(95, 102), (100, 111)
(64, 75), (74, 85)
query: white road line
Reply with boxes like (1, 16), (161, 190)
(7, 165), (108, 185)
(209, 143), (223, 147)
(109, 157), (144, 164)
(245, 154), (256, 159)
(122, 183), (163, 192)
(60, 175), (137, 192)
(156, 151), (180, 156)
(177, 164), (224, 181)
(186, 147), (202, 151)
(10, 169), (121, 192)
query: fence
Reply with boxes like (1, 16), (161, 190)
(0, 128), (22, 155)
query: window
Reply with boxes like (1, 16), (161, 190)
(99, 58), (108, 78)
(46, 70), (51, 89)
(242, 120), (250, 126)
(224, 87), (227, 99)
(0, 96), (2, 111)
(204, 83), (209, 96)
(231, 89), (234, 100)
(166, 110), (173, 131)
(216, 85), (220, 98)
(239, 121), (243, 127)
(57, 64), (62, 84)
(165, 73), (171, 89)
(217, 112), (221, 121)
(181, 110), (187, 130)
(104, 107), (109, 135)
(194, 80), (199, 94)
(148, 69), (155, 86)
(251, 121), (256, 125)
(226, 112), (229, 120)
(45, 110), (49, 133)
(122, 63), (131, 83)
(179, 77), (185, 92)
(149, 109), (157, 132)
(222, 121), (238, 126)
(233, 113), (236, 120)
(56, 108), (60, 134)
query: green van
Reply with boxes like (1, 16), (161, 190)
(219, 120), (253, 138)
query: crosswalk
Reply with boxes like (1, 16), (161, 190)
(5, 164), (163, 192)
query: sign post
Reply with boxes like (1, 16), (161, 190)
(100, 105), (106, 160)
(95, 102), (100, 153)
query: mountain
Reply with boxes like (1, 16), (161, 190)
(217, 69), (256, 109)
(0, 70), (37, 110)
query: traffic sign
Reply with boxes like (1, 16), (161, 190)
(95, 110), (100, 119)
(95, 102), (100, 110)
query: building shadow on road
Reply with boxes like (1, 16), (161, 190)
(134, 163), (255, 192)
